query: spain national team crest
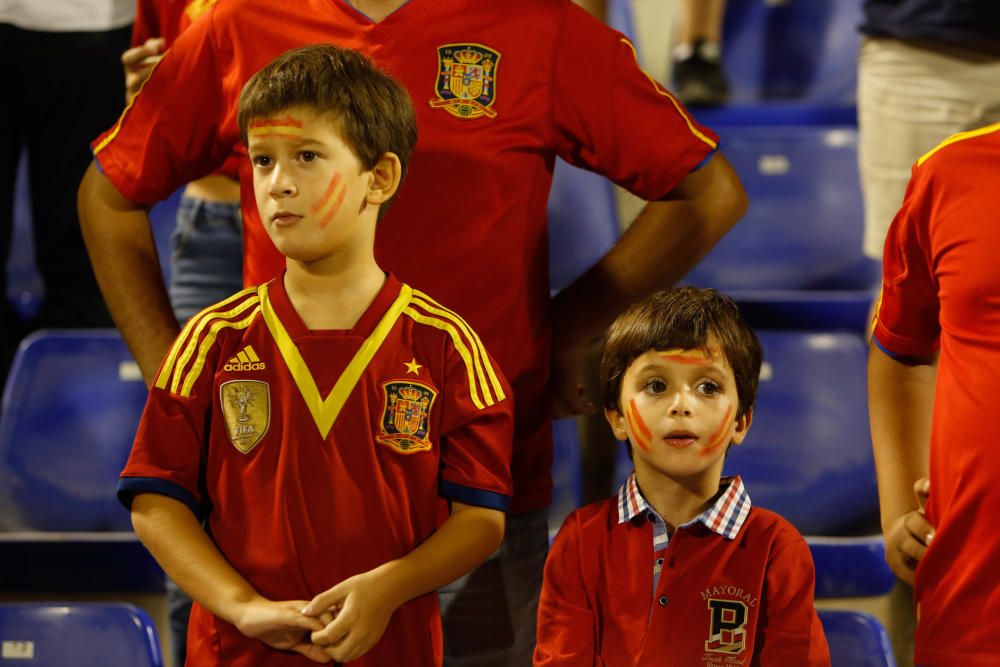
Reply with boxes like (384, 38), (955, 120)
(220, 380), (270, 454)
(429, 43), (500, 120)
(377, 381), (437, 454)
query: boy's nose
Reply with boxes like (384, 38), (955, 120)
(269, 168), (297, 198)
(669, 393), (692, 416)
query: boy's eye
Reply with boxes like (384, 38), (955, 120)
(251, 155), (271, 168)
(644, 379), (667, 394)
(699, 381), (721, 395)
(300, 151), (317, 162)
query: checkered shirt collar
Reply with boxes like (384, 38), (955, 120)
(616, 471), (752, 540)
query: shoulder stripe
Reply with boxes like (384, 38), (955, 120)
(917, 122), (1000, 167)
(619, 38), (717, 151)
(402, 306), (491, 410)
(93, 54), (167, 157)
(179, 305), (261, 397)
(155, 286), (258, 390)
(410, 290), (506, 402)
(168, 292), (261, 395)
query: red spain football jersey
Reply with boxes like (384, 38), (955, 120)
(873, 123), (1000, 667)
(535, 479), (829, 666)
(118, 274), (513, 666)
(94, 0), (718, 513)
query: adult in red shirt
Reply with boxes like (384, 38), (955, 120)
(869, 122), (1000, 667)
(78, 0), (747, 661)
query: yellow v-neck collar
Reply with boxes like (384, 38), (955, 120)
(258, 281), (412, 438)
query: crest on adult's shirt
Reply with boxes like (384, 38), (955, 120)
(184, 0), (218, 23)
(429, 44), (500, 119)
(220, 380), (270, 454)
(377, 380), (437, 454)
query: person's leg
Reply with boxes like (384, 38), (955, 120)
(23, 26), (129, 329)
(440, 508), (548, 667)
(0, 24), (25, 384)
(673, 0), (729, 105)
(167, 194), (243, 322)
(858, 37), (1000, 259)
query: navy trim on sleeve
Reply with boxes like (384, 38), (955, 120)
(92, 153), (106, 174)
(692, 144), (719, 172)
(872, 334), (934, 366)
(439, 479), (510, 512)
(117, 477), (202, 519)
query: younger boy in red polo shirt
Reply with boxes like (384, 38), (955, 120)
(534, 287), (829, 665)
(118, 45), (513, 666)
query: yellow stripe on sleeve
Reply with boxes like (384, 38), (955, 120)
(917, 122), (1000, 167)
(410, 291), (506, 403)
(620, 38), (718, 151)
(179, 306), (261, 397)
(402, 307), (489, 410)
(170, 293), (260, 395)
(154, 286), (258, 390)
(94, 55), (167, 156)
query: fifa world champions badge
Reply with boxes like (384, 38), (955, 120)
(429, 44), (500, 119)
(377, 381), (437, 454)
(220, 380), (270, 454)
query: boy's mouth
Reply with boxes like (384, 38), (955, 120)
(664, 430), (698, 449)
(271, 211), (303, 227)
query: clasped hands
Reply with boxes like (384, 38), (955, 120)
(237, 569), (400, 663)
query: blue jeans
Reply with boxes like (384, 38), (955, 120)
(439, 508), (549, 666)
(166, 195), (242, 667)
(168, 195), (243, 323)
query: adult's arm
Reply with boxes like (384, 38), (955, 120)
(867, 341), (936, 584)
(78, 163), (179, 385)
(550, 151), (746, 414)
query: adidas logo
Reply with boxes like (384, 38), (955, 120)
(224, 345), (266, 372)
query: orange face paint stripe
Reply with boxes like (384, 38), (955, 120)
(246, 132), (303, 141)
(317, 183), (347, 229)
(249, 116), (304, 129)
(310, 173), (342, 214)
(627, 398), (652, 452)
(698, 405), (734, 458)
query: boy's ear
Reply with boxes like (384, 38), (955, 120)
(730, 408), (753, 446)
(604, 406), (628, 441)
(366, 151), (402, 205)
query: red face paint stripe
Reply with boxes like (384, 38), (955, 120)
(310, 173), (342, 214)
(659, 354), (713, 366)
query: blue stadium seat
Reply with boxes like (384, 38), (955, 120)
(682, 126), (878, 330)
(692, 0), (861, 127)
(0, 330), (147, 532)
(0, 330), (163, 591)
(723, 331), (877, 534)
(0, 603), (163, 666)
(819, 609), (896, 667)
(548, 159), (620, 294)
(809, 536), (895, 599)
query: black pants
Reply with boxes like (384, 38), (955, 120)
(0, 23), (129, 380)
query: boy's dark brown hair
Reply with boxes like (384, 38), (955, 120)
(600, 287), (762, 421)
(237, 44), (417, 218)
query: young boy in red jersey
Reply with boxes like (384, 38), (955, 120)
(534, 287), (829, 666)
(117, 45), (513, 666)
